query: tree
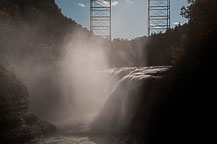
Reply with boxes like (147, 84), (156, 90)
(181, 0), (217, 37)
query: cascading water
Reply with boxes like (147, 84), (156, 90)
(33, 66), (170, 144)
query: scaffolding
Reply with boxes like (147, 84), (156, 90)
(148, 0), (170, 36)
(90, 0), (111, 41)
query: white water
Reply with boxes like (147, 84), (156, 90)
(30, 66), (170, 144)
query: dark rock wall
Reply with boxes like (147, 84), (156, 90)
(0, 63), (56, 143)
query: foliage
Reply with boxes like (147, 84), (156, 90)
(110, 24), (187, 66)
(146, 1), (217, 143)
(111, 0), (217, 67)
(0, 0), (91, 66)
(178, 0), (217, 67)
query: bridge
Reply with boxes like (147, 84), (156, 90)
(90, 0), (170, 40)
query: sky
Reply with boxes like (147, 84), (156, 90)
(56, 0), (189, 40)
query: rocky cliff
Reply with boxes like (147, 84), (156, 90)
(0, 62), (56, 143)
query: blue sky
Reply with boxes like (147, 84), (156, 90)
(56, 0), (188, 40)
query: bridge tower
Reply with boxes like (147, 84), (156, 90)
(148, 0), (170, 36)
(90, 0), (111, 41)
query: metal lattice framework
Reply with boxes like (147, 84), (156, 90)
(90, 0), (111, 41)
(148, 0), (170, 36)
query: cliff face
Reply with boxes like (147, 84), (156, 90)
(0, 63), (56, 143)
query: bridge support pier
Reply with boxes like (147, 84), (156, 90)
(90, 0), (111, 41)
(148, 0), (170, 36)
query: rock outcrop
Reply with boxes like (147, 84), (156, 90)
(0, 63), (56, 144)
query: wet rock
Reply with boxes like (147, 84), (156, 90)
(0, 64), (56, 143)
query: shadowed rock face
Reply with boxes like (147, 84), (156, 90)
(0, 64), (56, 144)
(92, 66), (170, 134)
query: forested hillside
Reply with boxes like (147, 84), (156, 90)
(111, 24), (187, 66)
(0, 0), (95, 121)
(135, 0), (217, 143)
(0, 0), (91, 64)
(109, 1), (217, 143)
